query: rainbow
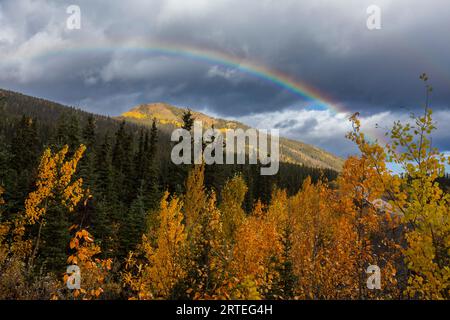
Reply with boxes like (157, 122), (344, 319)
(24, 40), (384, 142)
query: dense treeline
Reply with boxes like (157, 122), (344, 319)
(0, 90), (337, 299)
(0, 89), (336, 205)
(0, 75), (449, 300)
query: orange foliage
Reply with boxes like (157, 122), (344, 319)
(63, 226), (112, 300)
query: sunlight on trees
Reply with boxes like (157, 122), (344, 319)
(0, 75), (448, 300)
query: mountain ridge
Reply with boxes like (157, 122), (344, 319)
(0, 87), (343, 171)
(118, 103), (344, 171)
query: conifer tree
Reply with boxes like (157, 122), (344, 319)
(9, 116), (40, 207)
(94, 134), (113, 199)
(181, 109), (194, 131)
(80, 115), (96, 188)
(146, 124), (161, 210)
(168, 109), (195, 194)
(55, 114), (81, 153)
(91, 133), (117, 257)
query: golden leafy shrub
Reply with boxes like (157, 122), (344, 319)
(124, 192), (188, 299)
(219, 174), (248, 242)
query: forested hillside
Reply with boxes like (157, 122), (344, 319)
(118, 103), (344, 171)
(0, 89), (337, 208)
(0, 77), (449, 300)
(0, 89), (337, 299)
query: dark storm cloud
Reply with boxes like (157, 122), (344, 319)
(1, 0), (450, 155)
(274, 119), (299, 129)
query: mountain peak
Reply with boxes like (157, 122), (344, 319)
(122, 103), (179, 124)
(119, 102), (344, 171)
(120, 103), (242, 129)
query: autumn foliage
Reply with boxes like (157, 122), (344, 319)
(0, 75), (449, 300)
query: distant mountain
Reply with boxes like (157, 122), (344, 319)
(0, 88), (343, 171)
(0, 88), (340, 207)
(118, 103), (344, 171)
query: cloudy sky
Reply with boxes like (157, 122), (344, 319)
(1, 0), (449, 157)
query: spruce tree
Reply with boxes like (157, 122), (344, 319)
(54, 113), (81, 153)
(169, 110), (195, 194)
(144, 119), (161, 210)
(181, 109), (194, 131)
(94, 133), (113, 200)
(66, 114), (81, 152)
(92, 133), (118, 257)
(9, 115), (40, 208)
(80, 115), (96, 188)
(82, 115), (96, 150)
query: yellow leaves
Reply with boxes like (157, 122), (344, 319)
(149, 225), (187, 294)
(289, 178), (359, 298)
(387, 107), (450, 298)
(123, 192), (188, 299)
(25, 144), (89, 225)
(121, 110), (147, 120)
(1, 144), (113, 300)
(345, 83), (450, 300)
(22, 144), (111, 300)
(74, 229), (93, 242)
(220, 174), (248, 241)
(62, 178), (85, 212)
(234, 276), (261, 300)
(184, 164), (206, 229)
(230, 203), (282, 298)
(266, 189), (288, 230)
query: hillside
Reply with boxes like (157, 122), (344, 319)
(0, 86), (339, 214)
(0, 89), (343, 171)
(118, 103), (344, 171)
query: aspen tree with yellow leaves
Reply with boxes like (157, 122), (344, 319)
(182, 165), (229, 299)
(185, 191), (228, 299)
(25, 145), (88, 271)
(383, 75), (449, 299)
(183, 164), (207, 231)
(347, 74), (449, 299)
(23, 144), (112, 299)
(1, 145), (111, 299)
(219, 174), (248, 242)
(0, 186), (33, 298)
(337, 155), (401, 299)
(230, 200), (282, 299)
(340, 118), (402, 299)
(123, 192), (188, 299)
(286, 177), (357, 299)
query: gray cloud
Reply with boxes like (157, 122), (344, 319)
(293, 118), (319, 134)
(0, 0), (450, 155)
(275, 119), (299, 129)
